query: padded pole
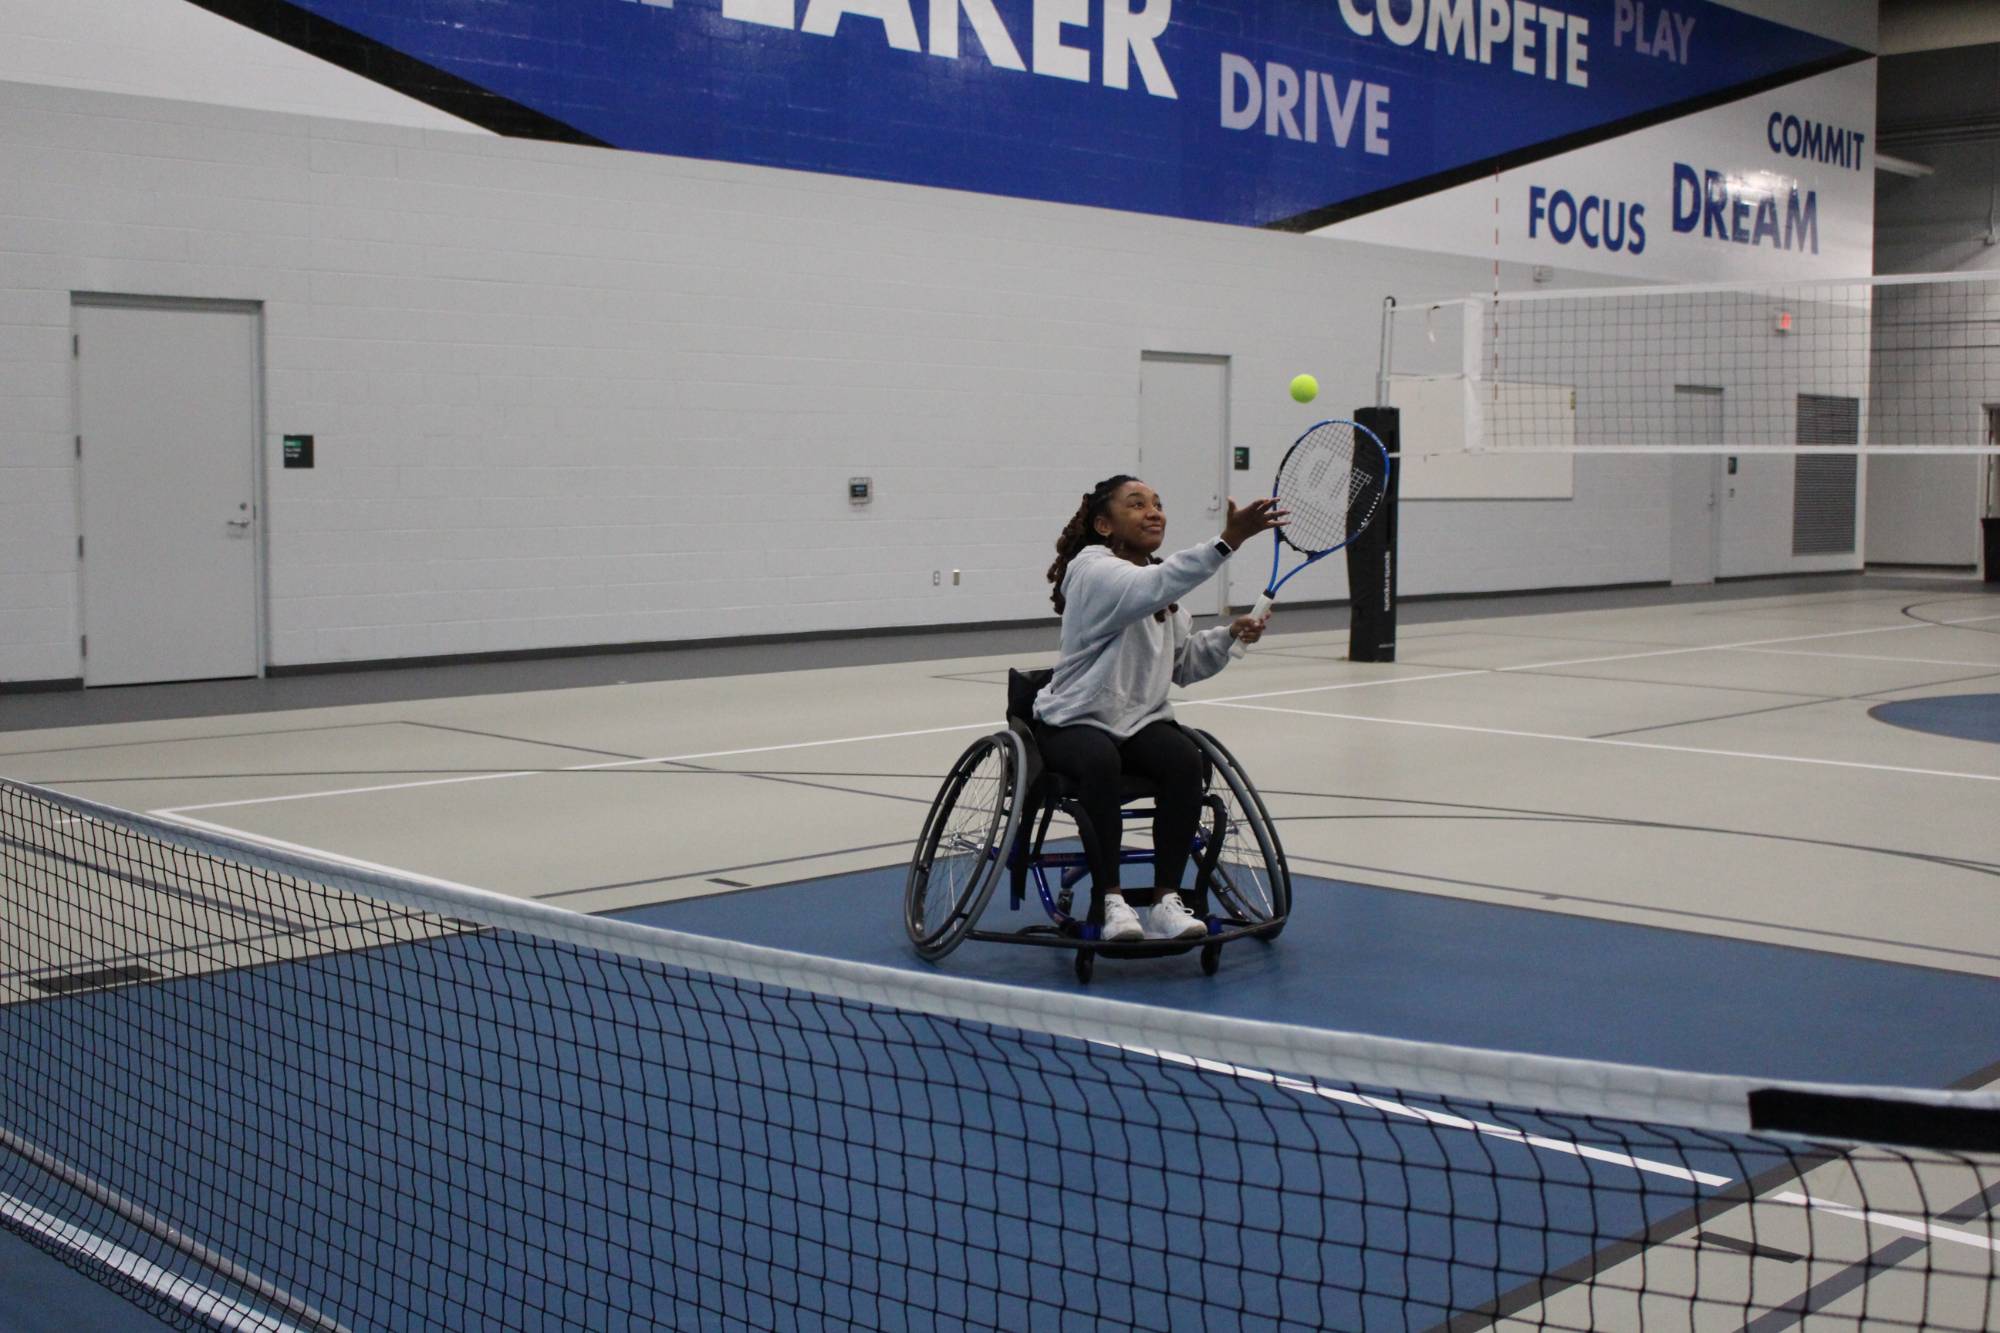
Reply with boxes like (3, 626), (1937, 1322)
(1347, 406), (1400, 662)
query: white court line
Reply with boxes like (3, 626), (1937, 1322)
(1741, 647), (2000, 670)
(1770, 1191), (2000, 1253)
(147, 612), (2000, 818)
(1199, 701), (2000, 784)
(1189, 668), (1492, 704)
(147, 673), (1491, 818)
(1136, 1048), (1996, 1256)
(0, 1192), (310, 1332)
(1475, 612), (2000, 674)
(1197, 612), (2000, 706)
(152, 721), (997, 817)
(1126, 1046), (1731, 1187)
(161, 812), (499, 892)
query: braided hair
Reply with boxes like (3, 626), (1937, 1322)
(1046, 474), (1174, 621)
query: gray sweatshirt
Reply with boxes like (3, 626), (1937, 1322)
(1033, 541), (1237, 738)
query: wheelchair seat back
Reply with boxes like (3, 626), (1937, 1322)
(1005, 667), (1165, 803)
(1006, 668), (1053, 728)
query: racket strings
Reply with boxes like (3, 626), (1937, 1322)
(1274, 425), (1383, 555)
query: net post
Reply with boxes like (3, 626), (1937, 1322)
(1748, 1087), (2000, 1152)
(1461, 298), (1485, 451)
(1347, 406), (1399, 662)
(1989, 445), (2000, 581)
(1375, 295), (1396, 408)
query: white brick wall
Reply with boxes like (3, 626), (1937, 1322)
(1871, 136), (1997, 568)
(0, 77), (1686, 682)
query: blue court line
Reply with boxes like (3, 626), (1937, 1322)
(1870, 693), (2000, 746)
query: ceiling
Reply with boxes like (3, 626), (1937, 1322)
(1876, 2), (1999, 170)
(1879, 0), (2000, 56)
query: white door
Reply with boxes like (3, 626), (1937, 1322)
(76, 300), (261, 685)
(1139, 353), (1229, 617)
(1669, 387), (1723, 585)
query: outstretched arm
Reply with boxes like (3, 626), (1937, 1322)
(1065, 541), (1230, 634)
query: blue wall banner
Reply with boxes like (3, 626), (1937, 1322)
(191, 0), (1862, 229)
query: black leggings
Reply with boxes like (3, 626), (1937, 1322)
(1033, 720), (1204, 895)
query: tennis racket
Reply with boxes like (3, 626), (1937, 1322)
(1229, 419), (1392, 658)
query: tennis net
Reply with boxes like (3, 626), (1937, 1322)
(2, 776), (1996, 1331)
(1381, 272), (2000, 456)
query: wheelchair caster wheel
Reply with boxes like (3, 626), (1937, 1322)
(1199, 943), (1221, 975)
(1075, 950), (1095, 984)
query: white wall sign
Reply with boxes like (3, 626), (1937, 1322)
(1321, 60), (1876, 282)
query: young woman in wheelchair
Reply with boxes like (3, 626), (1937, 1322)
(1036, 475), (1285, 944)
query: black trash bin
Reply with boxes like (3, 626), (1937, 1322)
(1986, 518), (2000, 584)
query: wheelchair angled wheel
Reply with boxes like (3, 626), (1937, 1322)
(1185, 728), (1290, 939)
(905, 729), (1026, 960)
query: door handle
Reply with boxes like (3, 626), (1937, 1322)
(226, 518), (253, 531)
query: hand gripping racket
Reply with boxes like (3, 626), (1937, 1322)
(1230, 419), (1392, 658)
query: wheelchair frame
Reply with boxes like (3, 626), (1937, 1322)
(905, 669), (1291, 983)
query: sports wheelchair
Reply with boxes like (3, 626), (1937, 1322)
(904, 668), (1290, 982)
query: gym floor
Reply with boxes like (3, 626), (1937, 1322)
(3, 571), (1997, 1330)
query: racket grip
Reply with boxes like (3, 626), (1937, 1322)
(1228, 594), (1274, 659)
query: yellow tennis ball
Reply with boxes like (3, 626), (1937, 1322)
(1289, 373), (1319, 404)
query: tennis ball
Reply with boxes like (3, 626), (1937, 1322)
(1289, 373), (1319, 404)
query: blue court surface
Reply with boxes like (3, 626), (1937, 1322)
(4, 870), (1994, 1332)
(609, 865), (2000, 1092)
(0, 926), (1819, 1332)
(1871, 693), (2000, 747)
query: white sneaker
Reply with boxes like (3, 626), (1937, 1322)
(1099, 893), (1144, 942)
(1146, 892), (1207, 940)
